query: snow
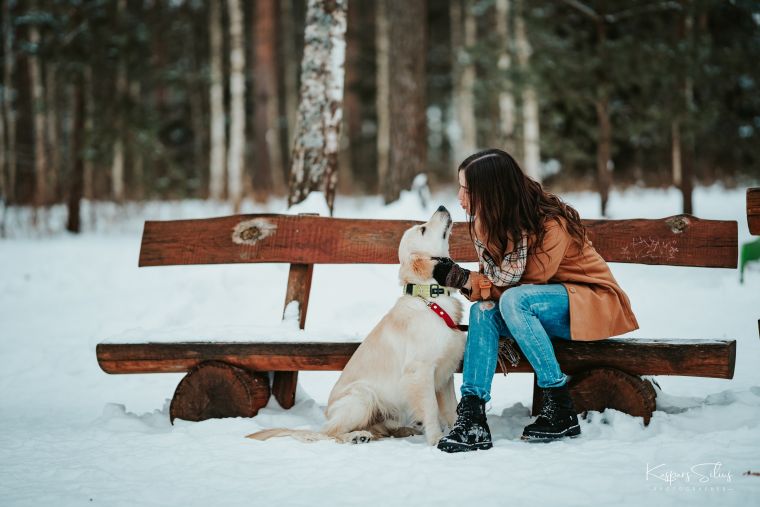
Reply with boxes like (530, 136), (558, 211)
(2, 185), (760, 506)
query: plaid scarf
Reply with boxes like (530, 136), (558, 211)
(473, 234), (528, 287)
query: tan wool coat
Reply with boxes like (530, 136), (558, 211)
(469, 217), (639, 341)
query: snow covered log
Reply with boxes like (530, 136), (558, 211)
(96, 338), (736, 379)
(169, 361), (270, 423)
(533, 367), (658, 425)
(138, 214), (737, 268)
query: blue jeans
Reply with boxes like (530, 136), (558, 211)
(461, 284), (572, 402)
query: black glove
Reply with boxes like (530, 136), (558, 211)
(432, 257), (470, 289)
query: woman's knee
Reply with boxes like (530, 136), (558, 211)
(498, 286), (531, 319)
(470, 301), (500, 326)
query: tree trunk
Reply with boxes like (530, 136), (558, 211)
(339, 0), (363, 194)
(384, 0), (427, 204)
(83, 65), (94, 202)
(67, 73), (85, 233)
(110, 0), (127, 203)
(595, 18), (611, 217)
(252, 0), (283, 199)
(45, 62), (60, 202)
(515, 0), (541, 182)
(288, 0), (348, 214)
(375, 0), (389, 199)
(496, 0), (516, 154)
(595, 94), (612, 217)
(449, 0), (476, 165)
(279, 0), (299, 180)
(130, 79), (144, 200)
(28, 13), (47, 211)
(679, 5), (694, 214)
(2, 0), (15, 205)
(208, 0), (226, 201)
(227, 0), (246, 212)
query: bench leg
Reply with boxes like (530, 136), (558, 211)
(169, 361), (270, 423)
(272, 371), (299, 409)
(567, 367), (657, 425)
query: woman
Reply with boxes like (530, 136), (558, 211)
(432, 149), (638, 453)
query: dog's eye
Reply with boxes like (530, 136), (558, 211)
(420, 226), (426, 235)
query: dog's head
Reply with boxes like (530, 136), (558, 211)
(398, 206), (453, 284)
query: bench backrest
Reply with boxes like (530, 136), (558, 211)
(138, 213), (738, 330)
(139, 214), (737, 268)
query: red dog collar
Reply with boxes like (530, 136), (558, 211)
(417, 297), (459, 329)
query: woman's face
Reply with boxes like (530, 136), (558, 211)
(457, 170), (471, 215)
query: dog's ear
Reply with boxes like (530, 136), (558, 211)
(410, 254), (435, 279)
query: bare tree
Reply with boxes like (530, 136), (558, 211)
(496, 0), (517, 154)
(288, 0), (348, 213)
(2, 0), (16, 206)
(449, 0), (477, 165)
(515, 0), (541, 183)
(227, 0), (246, 212)
(375, 0), (389, 198)
(383, 0), (427, 203)
(28, 6), (48, 212)
(45, 62), (61, 202)
(111, 0), (128, 203)
(252, 0), (284, 198)
(208, 0), (226, 201)
(67, 72), (85, 233)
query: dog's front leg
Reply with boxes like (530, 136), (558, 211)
(401, 362), (443, 446)
(436, 375), (457, 429)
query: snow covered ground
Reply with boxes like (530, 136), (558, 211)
(1, 185), (759, 506)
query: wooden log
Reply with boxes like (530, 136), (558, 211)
(97, 338), (736, 379)
(169, 361), (270, 423)
(565, 367), (657, 425)
(748, 187), (760, 235)
(138, 214), (737, 268)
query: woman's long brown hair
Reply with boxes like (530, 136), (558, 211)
(459, 148), (587, 265)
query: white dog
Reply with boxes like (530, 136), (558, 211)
(247, 206), (465, 445)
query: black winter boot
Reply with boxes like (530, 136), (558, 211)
(522, 384), (581, 442)
(437, 395), (493, 453)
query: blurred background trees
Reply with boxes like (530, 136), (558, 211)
(0, 0), (758, 230)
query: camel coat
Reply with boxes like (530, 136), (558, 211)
(469, 217), (639, 341)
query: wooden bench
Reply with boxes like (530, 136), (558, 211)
(747, 187), (760, 336)
(97, 211), (738, 426)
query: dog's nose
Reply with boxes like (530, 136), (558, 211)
(437, 205), (448, 213)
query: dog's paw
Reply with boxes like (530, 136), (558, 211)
(343, 430), (373, 444)
(425, 429), (444, 446)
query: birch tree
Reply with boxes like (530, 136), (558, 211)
(227, 0), (245, 211)
(375, 0), (389, 199)
(288, 0), (348, 214)
(28, 7), (48, 211)
(496, 0), (516, 154)
(208, 0), (226, 200)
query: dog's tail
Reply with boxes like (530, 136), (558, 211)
(245, 428), (330, 443)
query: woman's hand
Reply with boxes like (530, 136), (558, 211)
(432, 257), (470, 289)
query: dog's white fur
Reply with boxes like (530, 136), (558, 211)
(247, 208), (465, 445)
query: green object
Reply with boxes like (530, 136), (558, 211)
(740, 237), (760, 283)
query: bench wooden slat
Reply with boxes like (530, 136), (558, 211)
(748, 187), (760, 235)
(139, 214), (737, 268)
(96, 339), (736, 379)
